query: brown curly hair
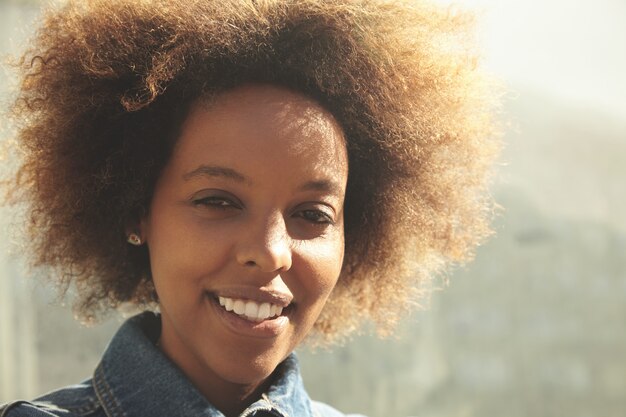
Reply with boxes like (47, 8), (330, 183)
(2, 0), (500, 344)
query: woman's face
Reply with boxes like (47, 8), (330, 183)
(141, 84), (348, 396)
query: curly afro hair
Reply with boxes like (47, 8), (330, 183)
(2, 0), (500, 344)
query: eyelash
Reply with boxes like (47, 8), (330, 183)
(193, 197), (334, 225)
(296, 209), (335, 225)
(193, 196), (240, 210)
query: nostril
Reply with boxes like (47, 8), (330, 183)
(235, 234), (292, 272)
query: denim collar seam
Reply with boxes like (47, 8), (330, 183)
(0, 401), (30, 417)
(65, 399), (101, 416)
(93, 363), (126, 417)
(261, 393), (289, 417)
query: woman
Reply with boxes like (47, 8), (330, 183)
(0, 0), (499, 416)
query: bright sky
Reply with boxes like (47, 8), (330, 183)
(444, 0), (626, 119)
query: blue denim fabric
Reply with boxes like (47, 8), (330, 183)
(1, 312), (365, 417)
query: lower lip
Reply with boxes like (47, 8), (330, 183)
(206, 294), (290, 339)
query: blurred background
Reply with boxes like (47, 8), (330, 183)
(1, 0), (624, 416)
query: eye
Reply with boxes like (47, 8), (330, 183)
(295, 208), (335, 225)
(192, 194), (242, 210)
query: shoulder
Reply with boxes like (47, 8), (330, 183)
(1, 400), (73, 417)
(311, 400), (368, 417)
(1, 380), (103, 417)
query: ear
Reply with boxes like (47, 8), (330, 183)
(125, 208), (149, 245)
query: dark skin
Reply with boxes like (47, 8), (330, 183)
(138, 84), (348, 416)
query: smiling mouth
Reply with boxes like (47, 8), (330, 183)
(210, 294), (291, 323)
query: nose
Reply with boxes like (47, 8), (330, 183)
(235, 212), (293, 272)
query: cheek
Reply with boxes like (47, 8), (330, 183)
(296, 235), (345, 302)
(145, 209), (233, 291)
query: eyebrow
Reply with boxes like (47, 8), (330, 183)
(183, 164), (344, 197)
(299, 180), (344, 197)
(182, 165), (248, 183)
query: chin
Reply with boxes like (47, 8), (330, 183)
(216, 356), (281, 386)
(208, 343), (289, 386)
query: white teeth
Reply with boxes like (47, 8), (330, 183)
(233, 300), (245, 315)
(244, 301), (258, 318)
(216, 296), (286, 322)
(258, 303), (271, 320)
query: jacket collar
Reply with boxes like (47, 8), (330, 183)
(94, 311), (315, 417)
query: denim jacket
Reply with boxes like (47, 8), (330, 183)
(1, 312), (364, 417)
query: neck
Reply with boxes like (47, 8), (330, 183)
(156, 335), (275, 417)
(200, 376), (273, 417)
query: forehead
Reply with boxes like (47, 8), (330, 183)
(200, 85), (339, 138)
(169, 84), (348, 179)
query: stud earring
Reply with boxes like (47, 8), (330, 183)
(127, 233), (143, 246)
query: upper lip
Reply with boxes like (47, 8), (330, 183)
(208, 287), (293, 307)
